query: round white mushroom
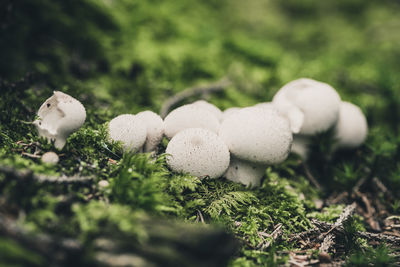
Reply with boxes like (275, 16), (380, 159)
(108, 114), (147, 152)
(166, 128), (230, 179)
(272, 78), (341, 135)
(164, 104), (220, 139)
(191, 100), (223, 121)
(41, 151), (59, 164)
(219, 107), (293, 165)
(222, 107), (241, 122)
(224, 156), (266, 187)
(135, 111), (165, 152)
(334, 101), (368, 149)
(33, 91), (86, 149)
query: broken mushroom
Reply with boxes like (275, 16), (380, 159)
(33, 91), (86, 149)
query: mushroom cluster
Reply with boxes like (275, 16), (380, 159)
(35, 79), (368, 187)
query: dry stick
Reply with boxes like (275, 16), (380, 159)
(302, 162), (323, 191)
(372, 177), (394, 200)
(312, 220), (400, 247)
(159, 77), (231, 118)
(0, 165), (93, 184)
(319, 203), (357, 253)
(258, 223), (283, 250)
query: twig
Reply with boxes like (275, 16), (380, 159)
(372, 177), (394, 200)
(159, 77), (231, 118)
(258, 223), (283, 250)
(302, 162), (323, 191)
(0, 165), (93, 184)
(319, 203), (356, 253)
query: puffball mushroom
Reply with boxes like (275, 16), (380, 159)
(222, 107), (241, 121)
(164, 104), (220, 139)
(135, 111), (164, 152)
(224, 156), (266, 187)
(291, 135), (311, 160)
(219, 107), (293, 165)
(191, 100), (223, 121)
(108, 114), (147, 152)
(33, 91), (86, 149)
(334, 101), (368, 149)
(272, 78), (341, 135)
(166, 128), (230, 179)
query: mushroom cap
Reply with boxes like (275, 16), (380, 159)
(253, 102), (277, 111)
(41, 151), (59, 164)
(219, 107), (293, 164)
(334, 101), (368, 149)
(108, 114), (147, 152)
(222, 107), (241, 121)
(272, 78), (341, 135)
(135, 111), (165, 152)
(166, 128), (230, 179)
(291, 135), (311, 160)
(192, 100), (223, 121)
(224, 157), (266, 187)
(164, 104), (220, 139)
(34, 91), (86, 149)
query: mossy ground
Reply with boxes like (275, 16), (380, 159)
(1, 0), (400, 266)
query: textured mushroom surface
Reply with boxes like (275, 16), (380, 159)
(166, 128), (230, 179)
(34, 91), (86, 149)
(219, 107), (292, 164)
(136, 111), (165, 152)
(224, 157), (266, 187)
(272, 78), (341, 135)
(164, 104), (220, 139)
(334, 101), (368, 149)
(108, 114), (147, 152)
(222, 107), (241, 122)
(192, 100), (223, 121)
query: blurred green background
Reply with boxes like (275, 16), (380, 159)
(2, 0), (400, 128)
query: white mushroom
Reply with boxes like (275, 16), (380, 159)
(33, 91), (86, 149)
(41, 151), (59, 164)
(222, 107), (241, 121)
(291, 135), (311, 160)
(164, 104), (220, 139)
(191, 100), (223, 121)
(253, 102), (277, 111)
(135, 111), (164, 152)
(219, 107), (293, 165)
(334, 101), (368, 149)
(224, 156), (266, 187)
(108, 114), (147, 152)
(166, 128), (230, 179)
(272, 78), (341, 135)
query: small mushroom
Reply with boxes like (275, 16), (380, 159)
(166, 128), (230, 179)
(291, 135), (311, 160)
(224, 156), (266, 187)
(108, 114), (147, 152)
(164, 104), (220, 139)
(33, 91), (86, 149)
(272, 78), (341, 135)
(334, 101), (368, 149)
(41, 151), (59, 164)
(135, 111), (165, 152)
(191, 100), (223, 121)
(219, 107), (293, 165)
